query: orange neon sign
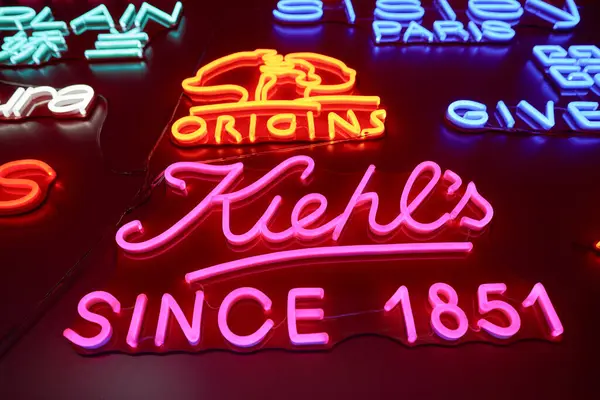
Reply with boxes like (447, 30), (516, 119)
(0, 159), (56, 216)
(172, 49), (386, 146)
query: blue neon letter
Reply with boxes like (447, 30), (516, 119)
(374, 0), (425, 23)
(447, 100), (489, 129)
(481, 20), (515, 42)
(548, 66), (594, 90)
(372, 21), (402, 43)
(403, 21), (433, 43)
(496, 101), (515, 128)
(468, 0), (523, 23)
(567, 102), (600, 131)
(433, 21), (469, 42)
(525, 0), (580, 31)
(532, 45), (576, 67)
(568, 45), (600, 66)
(517, 100), (555, 130)
(273, 0), (324, 23)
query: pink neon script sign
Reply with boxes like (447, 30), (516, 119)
(115, 156), (494, 280)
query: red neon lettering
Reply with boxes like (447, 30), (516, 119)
(0, 159), (56, 216)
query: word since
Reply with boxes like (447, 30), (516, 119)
(0, 159), (56, 216)
(272, 0), (581, 45)
(0, 3), (182, 65)
(173, 49), (386, 145)
(116, 155), (494, 281)
(446, 99), (600, 133)
(533, 45), (600, 95)
(63, 282), (563, 351)
(0, 84), (95, 120)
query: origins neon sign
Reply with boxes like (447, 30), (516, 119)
(171, 49), (386, 145)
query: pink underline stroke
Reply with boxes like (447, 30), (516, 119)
(185, 242), (473, 283)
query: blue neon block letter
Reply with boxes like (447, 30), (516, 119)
(447, 100), (489, 130)
(273, 0), (324, 23)
(374, 0), (425, 23)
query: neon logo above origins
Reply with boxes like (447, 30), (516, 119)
(446, 99), (600, 133)
(0, 3), (182, 66)
(532, 45), (600, 95)
(0, 159), (56, 216)
(115, 155), (493, 280)
(0, 84), (95, 120)
(172, 49), (387, 146)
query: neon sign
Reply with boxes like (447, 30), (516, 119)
(115, 155), (492, 256)
(0, 84), (95, 120)
(273, 0), (324, 23)
(0, 159), (56, 216)
(273, 0), (581, 45)
(524, 0), (580, 31)
(444, 41), (600, 135)
(533, 45), (600, 96)
(60, 154), (571, 353)
(63, 282), (563, 352)
(446, 99), (600, 133)
(171, 49), (387, 146)
(374, 12), (516, 45)
(0, 3), (182, 66)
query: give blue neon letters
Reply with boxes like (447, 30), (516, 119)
(447, 99), (600, 133)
